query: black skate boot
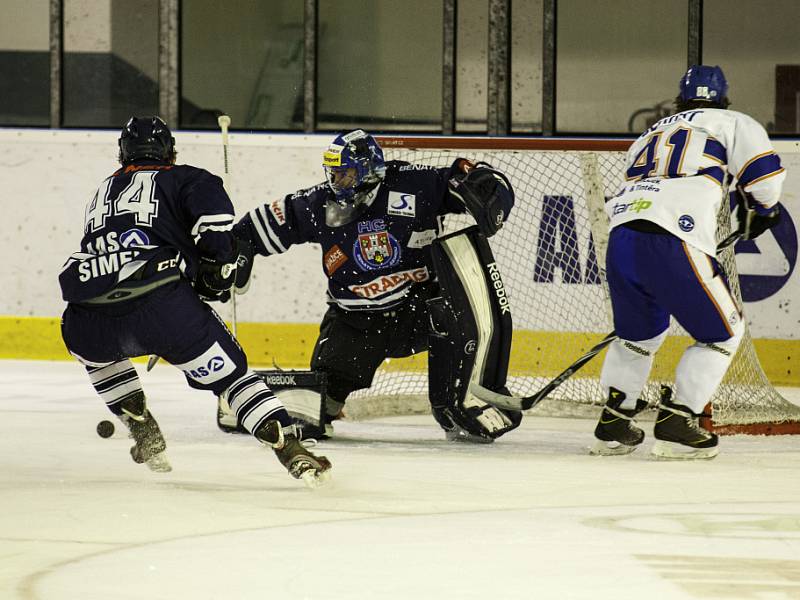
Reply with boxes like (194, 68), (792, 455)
(255, 420), (332, 488)
(652, 386), (718, 460)
(118, 392), (171, 472)
(590, 387), (647, 456)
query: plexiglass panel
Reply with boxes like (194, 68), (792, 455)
(63, 0), (159, 128)
(0, 0), (50, 126)
(556, 0), (686, 134)
(181, 0), (304, 130)
(317, 0), (443, 132)
(704, 0), (800, 134)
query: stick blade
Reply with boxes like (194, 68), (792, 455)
(468, 382), (528, 411)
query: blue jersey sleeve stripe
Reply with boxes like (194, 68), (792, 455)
(250, 207), (284, 255)
(741, 165), (785, 190)
(737, 152), (782, 185)
(702, 138), (727, 164)
(697, 166), (724, 186)
(259, 207), (289, 253)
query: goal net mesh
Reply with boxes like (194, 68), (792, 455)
(347, 138), (800, 432)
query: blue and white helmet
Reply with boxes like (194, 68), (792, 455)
(323, 130), (386, 205)
(678, 65), (729, 106)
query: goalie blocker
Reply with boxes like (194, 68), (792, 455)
(427, 226), (522, 442)
(218, 370), (328, 437)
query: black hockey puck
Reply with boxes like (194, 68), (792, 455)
(97, 420), (115, 438)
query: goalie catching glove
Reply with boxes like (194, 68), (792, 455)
(448, 160), (514, 237)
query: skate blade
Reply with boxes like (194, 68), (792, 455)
(589, 439), (638, 456)
(300, 468), (331, 489)
(146, 452), (173, 472)
(651, 440), (718, 460)
(445, 430), (493, 444)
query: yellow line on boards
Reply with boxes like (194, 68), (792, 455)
(1, 316), (797, 386)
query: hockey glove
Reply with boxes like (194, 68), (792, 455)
(233, 238), (255, 294)
(448, 161), (514, 238)
(194, 256), (236, 302)
(736, 190), (781, 240)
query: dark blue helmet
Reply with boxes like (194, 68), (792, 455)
(323, 130), (386, 205)
(118, 116), (176, 164)
(678, 65), (729, 106)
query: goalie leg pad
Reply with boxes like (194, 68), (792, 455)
(427, 227), (521, 441)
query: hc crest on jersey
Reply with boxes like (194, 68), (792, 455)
(353, 229), (401, 270)
(387, 192), (416, 217)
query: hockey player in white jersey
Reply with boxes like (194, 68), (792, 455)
(592, 65), (784, 459)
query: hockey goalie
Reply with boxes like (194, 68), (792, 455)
(225, 129), (522, 442)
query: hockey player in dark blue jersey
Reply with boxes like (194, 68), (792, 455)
(233, 129), (523, 442)
(59, 116), (331, 486)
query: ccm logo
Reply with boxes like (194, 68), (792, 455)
(157, 257), (178, 271)
(487, 262), (511, 314)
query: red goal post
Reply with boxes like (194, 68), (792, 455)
(355, 135), (800, 435)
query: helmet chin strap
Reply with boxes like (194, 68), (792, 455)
(324, 182), (381, 227)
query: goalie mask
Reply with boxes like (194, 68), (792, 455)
(323, 130), (386, 216)
(677, 65), (730, 109)
(119, 116), (176, 165)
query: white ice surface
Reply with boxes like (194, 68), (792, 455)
(2, 359), (800, 600)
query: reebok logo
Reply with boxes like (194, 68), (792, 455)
(263, 374), (297, 386)
(487, 262), (511, 314)
(623, 341), (650, 356)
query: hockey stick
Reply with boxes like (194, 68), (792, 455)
(716, 230), (741, 252)
(217, 114), (238, 338)
(469, 332), (618, 411)
(470, 233), (743, 411)
(147, 116), (235, 372)
(715, 184), (755, 253)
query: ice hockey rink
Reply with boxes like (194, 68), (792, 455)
(2, 359), (800, 600)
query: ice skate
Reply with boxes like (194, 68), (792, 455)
(590, 388), (647, 456)
(119, 393), (172, 473)
(255, 420), (332, 488)
(652, 386), (718, 460)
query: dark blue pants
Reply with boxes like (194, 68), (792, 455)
(61, 279), (247, 395)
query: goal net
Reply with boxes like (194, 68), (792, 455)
(347, 136), (800, 435)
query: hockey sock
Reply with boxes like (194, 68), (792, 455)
(85, 359), (144, 416)
(224, 370), (292, 434)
